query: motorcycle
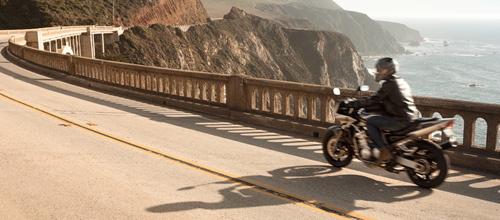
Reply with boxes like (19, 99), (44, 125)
(322, 86), (456, 188)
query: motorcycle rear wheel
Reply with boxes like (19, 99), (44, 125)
(405, 141), (448, 189)
(322, 130), (353, 167)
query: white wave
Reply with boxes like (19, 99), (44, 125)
(367, 68), (376, 76)
(362, 55), (384, 60)
(453, 53), (484, 57)
(424, 38), (448, 44)
(423, 38), (439, 43)
(482, 44), (500, 49)
(410, 51), (437, 56)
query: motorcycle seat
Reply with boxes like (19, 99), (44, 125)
(390, 117), (439, 136)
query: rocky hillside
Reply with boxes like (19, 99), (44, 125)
(377, 21), (423, 43)
(201, 1), (413, 55)
(103, 8), (378, 89)
(201, 0), (342, 19)
(255, 2), (405, 55)
(0, 0), (209, 29)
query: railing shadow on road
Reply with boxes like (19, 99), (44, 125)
(1, 47), (499, 206)
(146, 165), (433, 214)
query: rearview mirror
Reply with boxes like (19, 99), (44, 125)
(359, 85), (369, 92)
(333, 88), (341, 95)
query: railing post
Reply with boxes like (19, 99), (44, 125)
(101, 60), (106, 82)
(67, 55), (75, 75)
(227, 74), (248, 111)
(462, 116), (475, 148)
(293, 92), (299, 119)
(282, 91), (288, 116)
(81, 27), (94, 58)
(208, 81), (213, 101)
(307, 95), (313, 120)
(320, 96), (328, 123)
(486, 121), (499, 152)
(25, 31), (43, 50)
(20, 45), (25, 59)
(270, 89), (276, 113)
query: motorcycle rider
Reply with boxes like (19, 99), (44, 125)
(345, 57), (419, 165)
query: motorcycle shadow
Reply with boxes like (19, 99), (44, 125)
(146, 165), (432, 214)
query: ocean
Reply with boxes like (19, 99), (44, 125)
(361, 19), (500, 147)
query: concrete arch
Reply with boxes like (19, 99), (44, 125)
(61, 45), (74, 55)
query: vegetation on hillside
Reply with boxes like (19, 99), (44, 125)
(0, 0), (153, 28)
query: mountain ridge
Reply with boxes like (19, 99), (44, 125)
(376, 20), (423, 43)
(201, 0), (422, 55)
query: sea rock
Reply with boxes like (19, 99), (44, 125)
(467, 83), (485, 88)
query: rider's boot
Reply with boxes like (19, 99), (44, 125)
(374, 148), (392, 166)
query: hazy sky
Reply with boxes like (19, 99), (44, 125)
(333, 0), (500, 20)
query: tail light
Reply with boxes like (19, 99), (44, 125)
(445, 120), (454, 128)
(443, 120), (455, 138)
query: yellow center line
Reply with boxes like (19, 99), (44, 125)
(0, 91), (375, 220)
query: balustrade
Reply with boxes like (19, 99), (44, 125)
(71, 55), (230, 106)
(6, 28), (500, 165)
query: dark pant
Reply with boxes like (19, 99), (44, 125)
(366, 115), (406, 149)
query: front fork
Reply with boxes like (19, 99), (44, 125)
(327, 125), (361, 158)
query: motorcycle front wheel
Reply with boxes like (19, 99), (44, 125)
(405, 141), (449, 189)
(322, 130), (353, 167)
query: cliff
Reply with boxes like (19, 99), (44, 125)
(0, 0), (209, 29)
(103, 8), (378, 89)
(376, 21), (423, 42)
(255, 2), (405, 55)
(201, 0), (406, 55)
(201, 0), (342, 19)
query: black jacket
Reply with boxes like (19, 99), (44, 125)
(350, 75), (419, 123)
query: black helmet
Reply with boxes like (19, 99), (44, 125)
(374, 57), (399, 82)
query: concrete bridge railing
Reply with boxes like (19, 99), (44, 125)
(4, 26), (500, 173)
